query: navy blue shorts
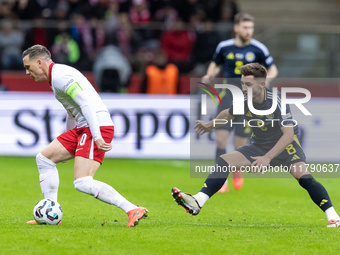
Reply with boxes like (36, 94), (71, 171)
(236, 136), (306, 168)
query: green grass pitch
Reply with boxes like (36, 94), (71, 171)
(1, 156), (340, 255)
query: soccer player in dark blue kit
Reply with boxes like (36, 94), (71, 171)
(202, 13), (278, 192)
(173, 63), (340, 227)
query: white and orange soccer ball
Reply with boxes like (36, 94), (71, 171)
(33, 199), (63, 225)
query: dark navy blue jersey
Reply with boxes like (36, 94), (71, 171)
(229, 87), (299, 147)
(212, 38), (274, 88)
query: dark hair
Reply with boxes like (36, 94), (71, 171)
(240, 63), (267, 78)
(234, 12), (254, 25)
(22, 45), (51, 60)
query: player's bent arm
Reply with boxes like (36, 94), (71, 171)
(267, 64), (278, 79)
(72, 91), (102, 141)
(214, 108), (234, 125)
(73, 92), (112, 152)
(77, 100), (112, 151)
(264, 124), (294, 160)
(194, 109), (234, 135)
(203, 62), (221, 80)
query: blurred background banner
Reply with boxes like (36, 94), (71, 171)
(0, 92), (190, 158)
(0, 0), (340, 162)
(1, 80), (339, 161)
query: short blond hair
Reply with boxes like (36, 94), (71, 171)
(22, 45), (51, 60)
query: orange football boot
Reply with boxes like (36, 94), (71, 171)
(232, 170), (244, 190)
(127, 207), (148, 227)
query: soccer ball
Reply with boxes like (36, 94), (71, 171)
(33, 199), (63, 225)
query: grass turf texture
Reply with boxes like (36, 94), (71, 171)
(1, 156), (340, 255)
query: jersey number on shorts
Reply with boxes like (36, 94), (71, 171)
(79, 134), (87, 146)
(285, 144), (296, 155)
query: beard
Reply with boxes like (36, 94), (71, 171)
(239, 34), (251, 42)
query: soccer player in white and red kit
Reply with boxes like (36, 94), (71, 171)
(23, 45), (147, 227)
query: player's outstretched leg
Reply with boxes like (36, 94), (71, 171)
(292, 162), (340, 227)
(74, 176), (148, 227)
(172, 157), (231, 215)
(215, 130), (228, 193)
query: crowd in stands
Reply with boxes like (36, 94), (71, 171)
(0, 0), (238, 92)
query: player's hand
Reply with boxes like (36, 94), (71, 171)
(201, 74), (212, 84)
(250, 156), (271, 175)
(194, 120), (213, 135)
(95, 138), (112, 152)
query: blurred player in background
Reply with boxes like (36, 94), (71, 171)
(202, 13), (278, 192)
(173, 63), (340, 228)
(23, 45), (147, 227)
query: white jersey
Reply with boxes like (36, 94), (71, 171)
(50, 63), (113, 140)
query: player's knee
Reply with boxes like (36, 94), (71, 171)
(74, 176), (97, 197)
(36, 152), (56, 173)
(220, 155), (233, 167)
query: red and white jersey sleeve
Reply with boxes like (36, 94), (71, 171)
(50, 63), (113, 141)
